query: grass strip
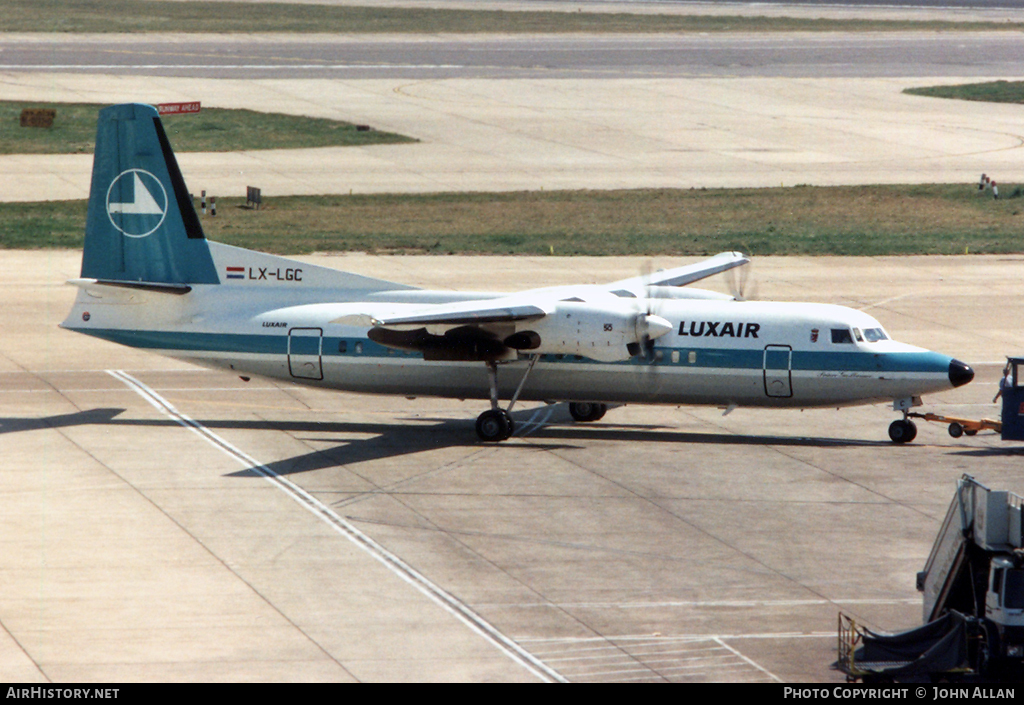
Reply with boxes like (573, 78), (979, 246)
(5, 0), (1023, 33)
(905, 80), (1024, 104)
(0, 102), (415, 155)
(6, 185), (1023, 256)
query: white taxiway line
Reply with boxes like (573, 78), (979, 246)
(713, 636), (783, 683)
(107, 369), (566, 684)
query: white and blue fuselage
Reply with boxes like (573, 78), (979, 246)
(63, 244), (971, 412)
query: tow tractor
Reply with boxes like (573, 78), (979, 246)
(835, 475), (1024, 683)
(911, 356), (1024, 441)
(908, 412), (1001, 439)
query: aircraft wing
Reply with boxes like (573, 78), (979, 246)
(331, 296), (552, 330)
(331, 252), (749, 331)
(603, 251), (749, 296)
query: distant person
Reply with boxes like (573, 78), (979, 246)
(994, 364), (1012, 403)
(980, 173), (988, 191)
(992, 181), (999, 199)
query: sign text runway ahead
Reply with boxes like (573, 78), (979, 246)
(157, 102), (201, 116)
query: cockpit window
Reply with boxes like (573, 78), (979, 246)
(862, 328), (888, 342)
(852, 328), (864, 342)
(1006, 571), (1024, 609)
(831, 329), (854, 344)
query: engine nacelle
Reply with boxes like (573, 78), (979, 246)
(509, 301), (672, 362)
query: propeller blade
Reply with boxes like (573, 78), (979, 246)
(726, 262), (757, 302)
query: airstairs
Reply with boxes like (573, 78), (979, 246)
(836, 475), (1024, 682)
(918, 476), (1024, 623)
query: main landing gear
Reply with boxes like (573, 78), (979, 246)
(568, 401), (608, 423)
(475, 355), (540, 442)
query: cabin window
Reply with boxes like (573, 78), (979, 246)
(338, 340), (348, 354)
(671, 350), (680, 364)
(354, 342), (363, 354)
(688, 351), (697, 364)
(1005, 570), (1024, 609)
(863, 328), (888, 342)
(831, 329), (854, 344)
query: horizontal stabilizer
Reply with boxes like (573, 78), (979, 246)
(67, 278), (193, 295)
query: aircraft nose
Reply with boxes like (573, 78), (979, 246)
(949, 359), (975, 388)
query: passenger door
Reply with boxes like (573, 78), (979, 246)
(288, 327), (323, 381)
(763, 344), (793, 398)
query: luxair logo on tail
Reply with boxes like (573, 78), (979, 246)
(106, 169), (168, 238)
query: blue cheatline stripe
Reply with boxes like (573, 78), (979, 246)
(77, 328), (951, 374)
(83, 328), (288, 355)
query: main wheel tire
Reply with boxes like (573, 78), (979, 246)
(476, 409), (511, 442)
(569, 402), (607, 422)
(888, 419), (918, 444)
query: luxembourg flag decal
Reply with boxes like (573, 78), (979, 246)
(226, 266), (245, 280)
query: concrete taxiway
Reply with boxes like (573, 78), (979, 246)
(2, 250), (1022, 682)
(1, 32), (1023, 201)
(3, 0), (1024, 683)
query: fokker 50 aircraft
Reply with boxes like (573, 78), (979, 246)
(61, 104), (975, 443)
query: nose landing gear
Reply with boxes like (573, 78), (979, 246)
(889, 397), (921, 444)
(888, 417), (918, 444)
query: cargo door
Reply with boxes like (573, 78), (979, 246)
(763, 344), (792, 398)
(288, 327), (323, 380)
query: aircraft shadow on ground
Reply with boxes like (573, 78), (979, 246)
(947, 446), (1024, 457)
(3, 404), (893, 479)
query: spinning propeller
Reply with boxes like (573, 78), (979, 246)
(726, 260), (758, 302)
(632, 260), (672, 359)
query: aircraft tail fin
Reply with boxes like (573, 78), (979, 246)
(81, 103), (219, 285)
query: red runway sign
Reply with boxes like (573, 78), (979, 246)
(157, 102), (201, 116)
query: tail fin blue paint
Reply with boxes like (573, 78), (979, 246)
(81, 103), (219, 285)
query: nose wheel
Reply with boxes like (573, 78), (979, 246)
(888, 418), (918, 444)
